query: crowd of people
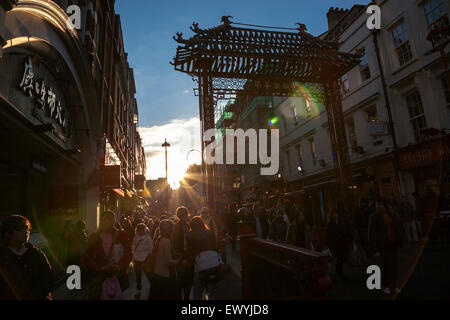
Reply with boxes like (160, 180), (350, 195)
(223, 192), (430, 295)
(0, 188), (438, 299)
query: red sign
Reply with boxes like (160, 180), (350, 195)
(398, 137), (450, 169)
(100, 165), (121, 189)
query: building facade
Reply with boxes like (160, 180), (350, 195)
(216, 0), (450, 231)
(0, 0), (146, 254)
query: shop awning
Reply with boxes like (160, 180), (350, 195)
(112, 188), (125, 197)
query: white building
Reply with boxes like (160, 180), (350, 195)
(277, 0), (450, 218)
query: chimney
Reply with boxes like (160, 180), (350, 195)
(327, 7), (349, 30)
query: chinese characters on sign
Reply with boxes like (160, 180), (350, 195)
(19, 57), (68, 130)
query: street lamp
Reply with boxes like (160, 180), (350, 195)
(427, 15), (450, 90)
(162, 138), (170, 211)
(162, 138), (171, 180)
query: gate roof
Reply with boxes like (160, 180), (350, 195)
(172, 18), (361, 83)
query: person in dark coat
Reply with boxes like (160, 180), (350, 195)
(67, 219), (88, 267)
(368, 198), (405, 295)
(0, 215), (54, 300)
(355, 198), (372, 256)
(286, 209), (311, 247)
(326, 208), (353, 279)
(269, 209), (287, 243)
(187, 216), (218, 300)
(84, 210), (132, 300)
(173, 206), (193, 300)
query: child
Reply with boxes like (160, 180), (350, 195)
(100, 273), (123, 300)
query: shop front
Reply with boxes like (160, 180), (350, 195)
(398, 135), (450, 215)
(0, 1), (102, 262)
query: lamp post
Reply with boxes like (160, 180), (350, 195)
(427, 15), (450, 90)
(162, 138), (170, 211)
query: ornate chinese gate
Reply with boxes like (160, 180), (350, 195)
(171, 16), (360, 231)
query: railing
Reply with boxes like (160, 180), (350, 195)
(238, 223), (332, 300)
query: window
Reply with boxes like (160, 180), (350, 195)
(304, 98), (313, 118)
(365, 105), (379, 122)
(406, 90), (427, 142)
(292, 106), (299, 125)
(341, 74), (349, 94)
(424, 0), (447, 27)
(392, 21), (413, 66)
(359, 48), (371, 82)
(441, 77), (450, 104)
(309, 138), (317, 166)
(346, 117), (358, 151)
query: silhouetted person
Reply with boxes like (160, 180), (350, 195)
(0, 215), (54, 299)
(173, 206), (193, 300)
(368, 199), (405, 295)
(326, 209), (352, 279)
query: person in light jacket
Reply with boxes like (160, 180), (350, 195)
(131, 223), (153, 298)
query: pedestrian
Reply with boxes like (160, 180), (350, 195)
(173, 206), (194, 300)
(269, 209), (288, 243)
(0, 215), (54, 300)
(399, 197), (418, 243)
(67, 219), (88, 267)
(149, 219), (180, 300)
(326, 208), (353, 279)
(201, 207), (218, 241)
(260, 206), (270, 240)
(60, 219), (73, 267)
(355, 198), (372, 256)
(286, 209), (310, 247)
(187, 216), (220, 300)
(122, 218), (134, 242)
(368, 198), (405, 295)
(131, 223), (153, 299)
(84, 210), (132, 300)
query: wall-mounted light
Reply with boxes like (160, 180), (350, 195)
(355, 146), (365, 154)
(319, 159), (327, 167)
(297, 166), (303, 173)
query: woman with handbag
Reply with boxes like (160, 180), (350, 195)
(84, 210), (132, 300)
(187, 216), (221, 300)
(149, 219), (180, 300)
(131, 223), (153, 299)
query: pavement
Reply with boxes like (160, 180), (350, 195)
(53, 243), (243, 300)
(326, 239), (450, 300)
(53, 238), (449, 300)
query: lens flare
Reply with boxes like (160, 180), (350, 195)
(293, 82), (320, 117)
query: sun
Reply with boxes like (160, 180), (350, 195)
(167, 159), (187, 190)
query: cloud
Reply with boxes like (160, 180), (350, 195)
(182, 89), (190, 94)
(139, 117), (201, 182)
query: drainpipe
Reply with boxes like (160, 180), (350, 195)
(372, 29), (405, 196)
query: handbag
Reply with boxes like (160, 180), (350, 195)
(134, 237), (154, 274)
(197, 250), (224, 284)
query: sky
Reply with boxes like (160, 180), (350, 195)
(114, 0), (369, 185)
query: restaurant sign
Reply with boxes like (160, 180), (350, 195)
(18, 57), (72, 144)
(398, 137), (450, 169)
